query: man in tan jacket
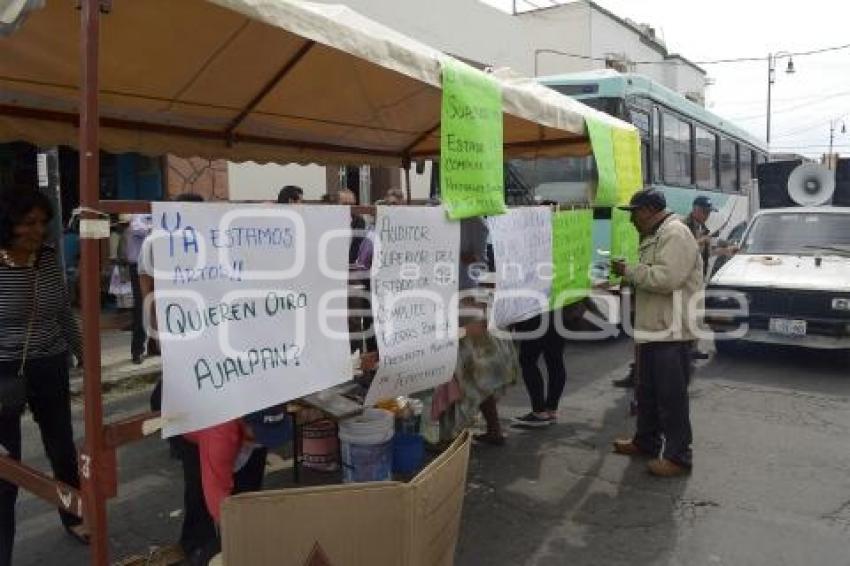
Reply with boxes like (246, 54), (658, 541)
(611, 189), (704, 477)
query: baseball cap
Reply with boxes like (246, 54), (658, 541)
(692, 195), (718, 211)
(617, 189), (666, 211)
(244, 406), (292, 448)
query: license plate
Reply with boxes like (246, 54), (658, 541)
(768, 318), (807, 337)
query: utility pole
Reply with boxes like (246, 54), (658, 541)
(829, 122), (835, 167)
(828, 119), (846, 169)
(766, 51), (795, 153)
(766, 53), (773, 147)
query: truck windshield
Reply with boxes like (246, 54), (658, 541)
(742, 212), (850, 255)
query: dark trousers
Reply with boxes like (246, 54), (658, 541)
(176, 439), (267, 565)
(0, 353), (81, 566)
(129, 263), (146, 358)
(515, 312), (567, 413)
(634, 341), (693, 467)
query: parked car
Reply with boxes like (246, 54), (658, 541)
(705, 207), (850, 353)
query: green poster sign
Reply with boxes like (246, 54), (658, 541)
(612, 128), (643, 205)
(550, 209), (593, 309)
(440, 58), (507, 220)
(586, 116), (618, 207)
(609, 208), (640, 284)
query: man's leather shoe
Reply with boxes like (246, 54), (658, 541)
(612, 439), (647, 457)
(648, 458), (690, 477)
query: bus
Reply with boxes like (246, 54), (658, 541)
(508, 70), (768, 278)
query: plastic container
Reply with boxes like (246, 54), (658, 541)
(301, 419), (339, 472)
(338, 408), (394, 483)
(394, 398), (423, 435)
(392, 433), (424, 475)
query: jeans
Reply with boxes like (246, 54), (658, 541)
(0, 353), (81, 566)
(515, 312), (567, 413)
(633, 341), (693, 467)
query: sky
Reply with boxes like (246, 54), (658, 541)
(481, 0), (850, 158)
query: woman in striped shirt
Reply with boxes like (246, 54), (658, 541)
(0, 188), (88, 565)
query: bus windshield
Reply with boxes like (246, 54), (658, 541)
(508, 156), (596, 204)
(544, 89), (626, 118)
(742, 212), (850, 255)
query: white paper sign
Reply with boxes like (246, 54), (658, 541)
(151, 203), (353, 436)
(487, 207), (553, 328)
(364, 207), (460, 405)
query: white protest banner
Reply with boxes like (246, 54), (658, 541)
(150, 203), (352, 437)
(486, 207), (553, 328)
(364, 207), (460, 406)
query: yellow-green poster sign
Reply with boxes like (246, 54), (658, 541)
(586, 116), (618, 207)
(440, 58), (507, 220)
(612, 128), (643, 205)
(609, 208), (640, 283)
(550, 209), (593, 309)
(587, 117), (644, 207)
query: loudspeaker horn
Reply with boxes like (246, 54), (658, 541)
(787, 163), (835, 206)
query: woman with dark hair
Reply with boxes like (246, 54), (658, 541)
(0, 187), (88, 565)
(276, 185), (303, 204)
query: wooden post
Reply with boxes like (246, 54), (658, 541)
(78, 0), (109, 564)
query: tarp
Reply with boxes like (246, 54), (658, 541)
(0, 0), (632, 166)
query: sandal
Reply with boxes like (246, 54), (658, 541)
(473, 433), (506, 446)
(65, 524), (91, 545)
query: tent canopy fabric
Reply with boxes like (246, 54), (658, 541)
(0, 0), (632, 166)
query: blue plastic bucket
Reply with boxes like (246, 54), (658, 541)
(338, 409), (394, 483)
(392, 433), (424, 475)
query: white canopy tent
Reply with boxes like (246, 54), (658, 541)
(0, 0), (632, 167)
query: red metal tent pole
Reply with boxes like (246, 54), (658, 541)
(78, 1), (108, 564)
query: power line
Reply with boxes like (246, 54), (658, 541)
(653, 42), (850, 66)
(788, 42), (850, 58)
(537, 42), (850, 67)
(534, 49), (599, 62)
(772, 112), (850, 139)
(726, 90), (850, 121)
(773, 122), (833, 139)
(771, 144), (850, 149)
(675, 56), (765, 65)
(716, 89), (850, 108)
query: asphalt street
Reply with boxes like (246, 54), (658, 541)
(12, 338), (850, 566)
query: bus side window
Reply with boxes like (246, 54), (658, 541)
(719, 137), (738, 192)
(629, 107), (651, 188)
(740, 147), (753, 194)
(662, 111), (692, 187)
(652, 106), (661, 183)
(695, 126), (718, 190)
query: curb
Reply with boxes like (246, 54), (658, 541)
(69, 364), (162, 397)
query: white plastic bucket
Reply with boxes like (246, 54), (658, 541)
(338, 408), (394, 483)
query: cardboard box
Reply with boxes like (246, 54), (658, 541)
(220, 431), (471, 566)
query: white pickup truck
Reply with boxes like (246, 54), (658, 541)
(705, 207), (850, 352)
